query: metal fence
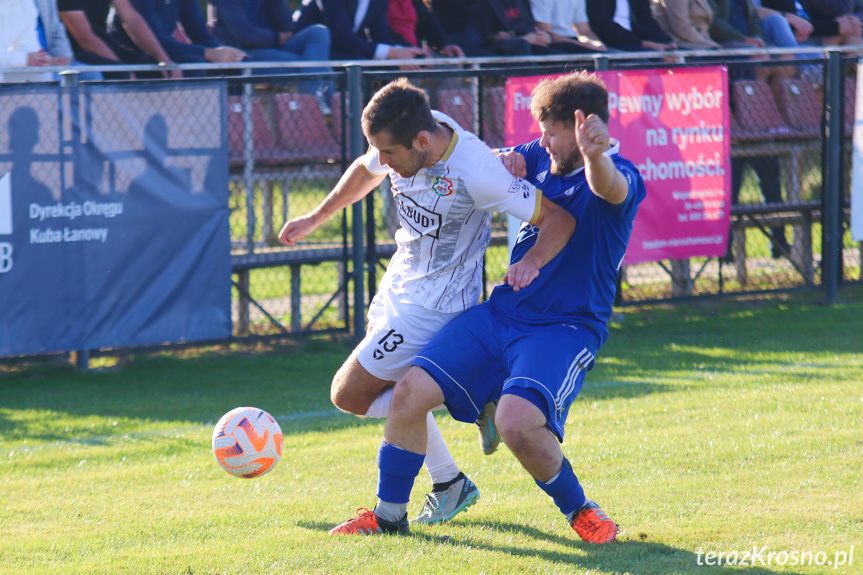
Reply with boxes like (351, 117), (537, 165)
(1, 48), (860, 358)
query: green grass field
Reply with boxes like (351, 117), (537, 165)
(2, 287), (862, 575)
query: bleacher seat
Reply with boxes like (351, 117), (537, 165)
(227, 95), (289, 166)
(772, 78), (821, 138)
(482, 86), (505, 149)
(274, 93), (341, 164)
(731, 80), (792, 141)
(435, 88), (475, 132)
(228, 96), (243, 164)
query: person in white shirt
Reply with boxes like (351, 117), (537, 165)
(278, 78), (575, 525)
(529, 0), (609, 52)
(0, 0), (70, 82)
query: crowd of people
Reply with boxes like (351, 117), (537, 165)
(3, 0), (863, 83)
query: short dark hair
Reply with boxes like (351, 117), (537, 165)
(362, 78), (437, 149)
(530, 71), (610, 126)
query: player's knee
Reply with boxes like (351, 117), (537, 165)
(330, 369), (367, 415)
(496, 396), (545, 455)
(391, 367), (439, 417)
(496, 412), (531, 453)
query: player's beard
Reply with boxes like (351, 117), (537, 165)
(550, 147), (583, 176)
(393, 149), (428, 178)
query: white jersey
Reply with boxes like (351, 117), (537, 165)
(362, 111), (542, 314)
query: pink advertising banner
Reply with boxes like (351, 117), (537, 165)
(505, 67), (730, 265)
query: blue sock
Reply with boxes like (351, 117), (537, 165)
(376, 440), (425, 504)
(534, 458), (586, 517)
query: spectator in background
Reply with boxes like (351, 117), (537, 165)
(292, 0), (424, 61)
(716, 0), (790, 261)
(706, 0), (766, 46)
(587, 0), (678, 51)
(59, 0), (179, 77)
(1, 0), (70, 82)
(798, 0), (863, 45)
(429, 0), (533, 56)
(387, 0), (465, 58)
(651, 0), (722, 48)
(529, 0), (609, 52)
(209, 0), (331, 68)
(750, 0), (814, 49)
(33, 0), (108, 80)
(109, 0), (246, 69)
(432, 0), (579, 57)
(763, 0), (858, 45)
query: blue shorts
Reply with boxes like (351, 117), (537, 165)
(413, 303), (598, 442)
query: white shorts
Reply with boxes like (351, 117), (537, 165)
(355, 291), (464, 382)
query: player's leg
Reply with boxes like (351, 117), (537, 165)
(330, 351), (391, 416)
(335, 352), (465, 492)
(330, 306), (505, 534)
(328, 365), (447, 535)
(495, 393), (565, 481)
(499, 326), (617, 544)
(333, 295), (456, 415)
(410, 305), (507, 523)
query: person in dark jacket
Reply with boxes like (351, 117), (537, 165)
(110, 0), (246, 65)
(387, 0), (465, 57)
(210, 0), (330, 68)
(292, 0), (423, 60)
(797, 0), (863, 45)
(587, 0), (677, 50)
(431, 0), (571, 57)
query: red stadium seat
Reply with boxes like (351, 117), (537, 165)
(435, 88), (475, 132)
(731, 80), (792, 141)
(772, 78), (821, 138)
(226, 95), (288, 166)
(274, 93), (341, 164)
(228, 95), (244, 165)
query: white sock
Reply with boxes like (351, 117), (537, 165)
(424, 412), (460, 485)
(374, 500), (408, 523)
(364, 387), (393, 419)
(365, 388), (445, 419)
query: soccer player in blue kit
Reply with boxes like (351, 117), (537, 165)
(329, 71), (646, 542)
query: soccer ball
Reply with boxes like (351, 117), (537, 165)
(212, 407), (283, 478)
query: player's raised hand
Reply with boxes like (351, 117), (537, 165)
(497, 150), (527, 178)
(574, 109), (609, 162)
(278, 215), (318, 247)
(503, 260), (539, 292)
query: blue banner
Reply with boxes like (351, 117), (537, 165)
(0, 84), (231, 357)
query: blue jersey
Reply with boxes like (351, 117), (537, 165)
(487, 138), (646, 348)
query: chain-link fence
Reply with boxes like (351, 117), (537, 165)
(1, 50), (860, 360)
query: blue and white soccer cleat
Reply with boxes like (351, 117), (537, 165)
(411, 475), (480, 524)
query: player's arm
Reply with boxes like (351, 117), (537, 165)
(503, 196), (574, 291)
(113, 0), (180, 75)
(576, 109), (628, 206)
(278, 156), (386, 246)
(60, 11), (121, 61)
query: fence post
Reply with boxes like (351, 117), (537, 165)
(823, 50), (842, 303)
(61, 70), (91, 372)
(242, 74), (255, 255)
(594, 56), (610, 72)
(347, 65), (366, 338)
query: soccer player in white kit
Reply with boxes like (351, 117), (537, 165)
(278, 78), (575, 524)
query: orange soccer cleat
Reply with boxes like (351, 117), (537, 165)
(570, 499), (618, 544)
(328, 507), (409, 535)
